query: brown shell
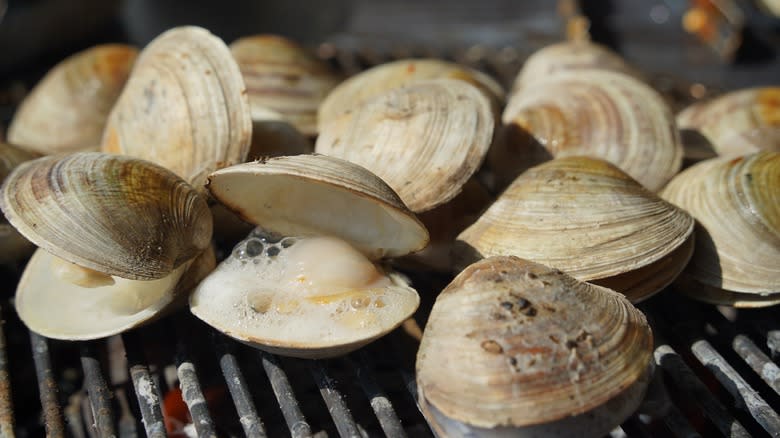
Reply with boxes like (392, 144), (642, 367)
(497, 70), (683, 192)
(0, 143), (39, 263)
(8, 44), (138, 154)
(0, 152), (213, 280)
(316, 79), (495, 212)
(230, 34), (343, 136)
(417, 256), (653, 435)
(661, 152), (780, 305)
(101, 26), (252, 188)
(457, 157), (694, 302)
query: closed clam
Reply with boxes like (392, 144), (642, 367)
(317, 58), (504, 130)
(316, 79), (495, 212)
(230, 34), (343, 136)
(102, 26), (252, 188)
(0, 152), (213, 339)
(495, 70), (683, 192)
(190, 154), (429, 358)
(8, 44), (138, 154)
(661, 152), (780, 307)
(456, 157), (694, 302)
(677, 86), (780, 158)
(417, 256), (653, 437)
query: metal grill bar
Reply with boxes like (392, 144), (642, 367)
(308, 359), (361, 437)
(258, 351), (312, 438)
(353, 351), (407, 438)
(30, 331), (66, 438)
(0, 305), (14, 436)
(122, 332), (167, 438)
(175, 348), (217, 437)
(214, 335), (267, 438)
(80, 341), (116, 437)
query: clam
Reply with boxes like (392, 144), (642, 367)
(677, 86), (780, 158)
(511, 40), (642, 93)
(317, 58), (504, 130)
(230, 34), (343, 136)
(190, 154), (429, 358)
(0, 152), (213, 339)
(660, 152), (780, 307)
(0, 143), (39, 264)
(495, 70), (683, 192)
(417, 256), (654, 437)
(101, 26), (252, 189)
(316, 78), (495, 213)
(456, 157), (695, 302)
(8, 44), (138, 155)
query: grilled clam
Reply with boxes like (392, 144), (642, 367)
(661, 152), (780, 307)
(190, 154), (429, 358)
(316, 79), (495, 213)
(0, 143), (39, 263)
(495, 70), (683, 192)
(8, 44), (138, 154)
(0, 153), (213, 339)
(230, 34), (342, 136)
(317, 58), (504, 130)
(456, 157), (694, 302)
(102, 26), (252, 189)
(417, 256), (653, 437)
(677, 87), (780, 158)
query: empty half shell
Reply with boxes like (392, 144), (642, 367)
(417, 256), (653, 437)
(677, 87), (780, 158)
(102, 26), (252, 188)
(661, 152), (780, 307)
(456, 157), (694, 302)
(316, 79), (495, 212)
(8, 44), (138, 154)
(191, 154), (428, 357)
(0, 152), (213, 280)
(230, 34), (342, 136)
(317, 58), (504, 129)
(497, 70), (683, 191)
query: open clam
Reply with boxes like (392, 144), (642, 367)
(0, 143), (39, 263)
(230, 34), (342, 136)
(456, 157), (694, 302)
(190, 154), (429, 358)
(661, 152), (780, 307)
(317, 58), (504, 130)
(316, 78), (495, 213)
(417, 256), (653, 437)
(101, 26), (252, 189)
(0, 153), (213, 339)
(496, 70), (683, 192)
(8, 44), (138, 155)
(677, 86), (780, 158)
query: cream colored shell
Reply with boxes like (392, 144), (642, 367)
(417, 256), (653, 437)
(102, 26), (252, 188)
(318, 58), (504, 130)
(0, 152), (212, 280)
(230, 34), (342, 136)
(316, 79), (495, 212)
(497, 70), (683, 192)
(8, 44), (138, 154)
(457, 157), (694, 302)
(661, 152), (780, 306)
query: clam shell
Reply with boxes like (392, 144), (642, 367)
(497, 70), (683, 192)
(660, 152), (780, 306)
(102, 26), (252, 188)
(317, 58), (504, 130)
(0, 142), (39, 263)
(456, 157), (694, 302)
(8, 44), (138, 155)
(677, 87), (780, 157)
(0, 152), (212, 280)
(316, 79), (495, 212)
(230, 34), (343, 136)
(511, 41), (641, 93)
(417, 256), (653, 437)
(207, 154), (428, 260)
